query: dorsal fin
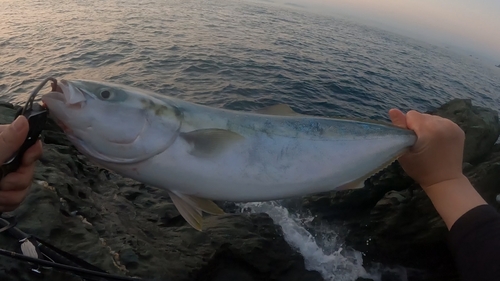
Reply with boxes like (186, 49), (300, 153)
(252, 104), (301, 116)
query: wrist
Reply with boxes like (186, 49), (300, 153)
(420, 174), (469, 192)
(419, 175), (488, 230)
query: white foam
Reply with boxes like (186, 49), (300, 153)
(238, 201), (381, 281)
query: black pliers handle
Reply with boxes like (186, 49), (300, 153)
(0, 77), (57, 180)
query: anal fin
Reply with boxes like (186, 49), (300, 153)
(168, 191), (203, 231)
(336, 151), (407, 191)
(337, 178), (365, 191)
(172, 191), (225, 215)
(168, 191), (225, 231)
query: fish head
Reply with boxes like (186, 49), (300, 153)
(42, 79), (182, 164)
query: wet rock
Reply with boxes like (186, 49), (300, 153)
(303, 161), (416, 223)
(0, 103), (323, 281)
(119, 247), (139, 269)
(462, 162), (474, 173)
(343, 188), (452, 266)
(427, 98), (500, 164)
(463, 151), (500, 209)
(302, 99), (500, 280)
(0, 103), (19, 124)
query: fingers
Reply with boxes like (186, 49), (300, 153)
(389, 109), (407, 129)
(405, 110), (439, 137)
(0, 164), (35, 191)
(22, 139), (43, 166)
(0, 140), (42, 192)
(0, 139), (41, 211)
(0, 188), (31, 212)
(405, 110), (425, 131)
(406, 110), (453, 135)
(0, 117), (43, 212)
(0, 116), (29, 163)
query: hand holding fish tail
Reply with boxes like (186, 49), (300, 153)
(390, 108), (500, 281)
(389, 108), (466, 190)
(389, 108), (487, 229)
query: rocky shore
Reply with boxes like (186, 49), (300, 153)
(303, 99), (500, 280)
(0, 98), (498, 281)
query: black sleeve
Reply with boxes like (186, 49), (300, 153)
(448, 204), (500, 281)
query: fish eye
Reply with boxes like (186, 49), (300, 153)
(100, 90), (112, 99)
(95, 87), (127, 102)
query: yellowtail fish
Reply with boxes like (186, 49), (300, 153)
(42, 79), (416, 230)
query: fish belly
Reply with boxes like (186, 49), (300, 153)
(125, 132), (413, 202)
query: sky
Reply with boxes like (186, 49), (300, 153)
(282, 0), (500, 62)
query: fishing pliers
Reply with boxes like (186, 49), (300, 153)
(0, 77), (57, 180)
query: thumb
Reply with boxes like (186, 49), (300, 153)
(0, 116), (29, 163)
(389, 109), (407, 129)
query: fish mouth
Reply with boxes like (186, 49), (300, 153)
(41, 79), (89, 135)
(43, 79), (88, 107)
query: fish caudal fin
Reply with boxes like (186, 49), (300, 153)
(168, 191), (225, 231)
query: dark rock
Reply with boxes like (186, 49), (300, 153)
(0, 102), (323, 281)
(463, 151), (500, 209)
(0, 104), (18, 124)
(462, 162), (474, 173)
(302, 98), (500, 280)
(493, 143), (500, 152)
(0, 101), (15, 109)
(428, 98), (500, 164)
(302, 160), (416, 223)
(119, 248), (139, 269)
(381, 272), (399, 281)
(342, 188), (454, 270)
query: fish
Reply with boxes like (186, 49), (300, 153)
(41, 79), (417, 231)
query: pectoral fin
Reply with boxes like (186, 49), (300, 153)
(252, 104), (301, 116)
(180, 129), (245, 158)
(168, 190), (225, 231)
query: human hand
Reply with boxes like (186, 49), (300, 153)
(389, 109), (466, 190)
(0, 116), (43, 212)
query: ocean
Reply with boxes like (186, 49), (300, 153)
(1, 0), (499, 280)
